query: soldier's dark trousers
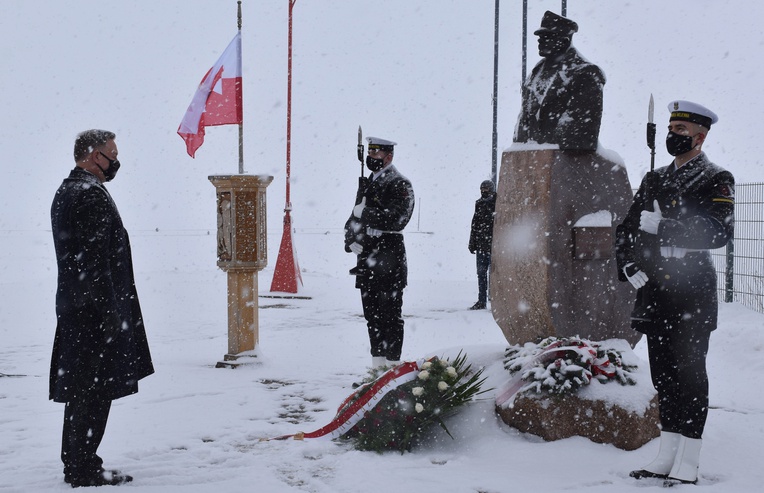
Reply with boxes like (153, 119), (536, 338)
(646, 325), (711, 439)
(361, 287), (404, 361)
(62, 397), (112, 483)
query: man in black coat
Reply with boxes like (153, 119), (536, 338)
(468, 180), (496, 310)
(345, 137), (415, 369)
(615, 101), (734, 486)
(514, 10), (605, 151)
(50, 129), (154, 487)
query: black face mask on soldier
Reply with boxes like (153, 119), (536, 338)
(97, 151), (121, 182)
(366, 155), (385, 173)
(665, 131), (697, 157)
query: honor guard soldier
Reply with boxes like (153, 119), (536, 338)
(616, 101), (735, 486)
(344, 137), (415, 369)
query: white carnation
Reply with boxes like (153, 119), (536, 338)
(418, 370), (430, 380)
(412, 386), (424, 396)
(438, 381), (449, 391)
(415, 403), (424, 413)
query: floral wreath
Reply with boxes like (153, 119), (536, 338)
(338, 352), (488, 453)
(502, 336), (637, 397)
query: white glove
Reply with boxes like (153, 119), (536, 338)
(349, 242), (363, 255)
(639, 200), (662, 235)
(623, 262), (648, 289)
(660, 246), (687, 259)
(353, 197), (366, 218)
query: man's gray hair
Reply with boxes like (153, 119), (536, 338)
(73, 129), (116, 162)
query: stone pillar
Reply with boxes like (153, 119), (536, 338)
(491, 147), (639, 346)
(208, 174), (274, 368)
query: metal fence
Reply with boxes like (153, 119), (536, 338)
(711, 182), (764, 313)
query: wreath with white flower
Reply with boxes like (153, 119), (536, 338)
(338, 352), (488, 453)
(503, 336), (637, 396)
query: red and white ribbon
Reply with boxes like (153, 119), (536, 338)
(268, 360), (422, 441)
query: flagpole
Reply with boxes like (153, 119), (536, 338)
(286, 0), (294, 210)
(269, 0), (304, 294)
(237, 1), (244, 174)
(491, 0), (499, 186)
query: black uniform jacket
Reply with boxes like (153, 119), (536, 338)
(469, 193), (496, 253)
(514, 46), (605, 151)
(344, 164), (415, 290)
(615, 153), (734, 335)
(50, 167), (154, 403)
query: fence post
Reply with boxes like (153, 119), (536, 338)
(725, 237), (734, 303)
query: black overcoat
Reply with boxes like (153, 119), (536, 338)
(469, 193), (496, 253)
(50, 168), (154, 403)
(514, 46), (605, 151)
(344, 164), (415, 290)
(615, 153), (734, 335)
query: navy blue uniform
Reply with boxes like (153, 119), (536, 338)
(615, 153), (734, 438)
(344, 164), (414, 361)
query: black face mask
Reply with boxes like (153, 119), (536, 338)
(97, 151), (121, 182)
(366, 155), (385, 173)
(665, 131), (696, 157)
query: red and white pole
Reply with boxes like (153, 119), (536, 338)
(270, 0), (303, 293)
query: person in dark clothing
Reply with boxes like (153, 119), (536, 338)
(50, 129), (154, 487)
(615, 101), (734, 486)
(468, 180), (496, 310)
(513, 10), (605, 151)
(345, 137), (415, 369)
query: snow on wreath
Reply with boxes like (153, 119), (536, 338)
(503, 336), (637, 396)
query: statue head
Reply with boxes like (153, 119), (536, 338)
(534, 11), (578, 58)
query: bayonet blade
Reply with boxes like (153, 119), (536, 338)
(358, 125), (362, 145)
(648, 94), (655, 124)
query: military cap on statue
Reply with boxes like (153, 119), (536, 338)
(534, 10), (578, 36)
(367, 137), (397, 151)
(667, 100), (719, 129)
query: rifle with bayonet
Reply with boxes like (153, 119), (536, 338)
(643, 94), (659, 201)
(345, 126), (370, 275)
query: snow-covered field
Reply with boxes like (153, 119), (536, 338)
(1, 231), (763, 492)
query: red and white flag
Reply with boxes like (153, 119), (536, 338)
(178, 32), (243, 158)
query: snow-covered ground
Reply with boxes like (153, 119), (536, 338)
(1, 231), (763, 492)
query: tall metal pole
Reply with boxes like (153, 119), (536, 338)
(238, 1), (244, 174)
(286, 0), (295, 210)
(561, 0), (567, 17)
(491, 0), (499, 185)
(521, 0), (527, 83)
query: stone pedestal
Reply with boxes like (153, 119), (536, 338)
(209, 174), (274, 368)
(491, 148), (639, 346)
(497, 392), (660, 450)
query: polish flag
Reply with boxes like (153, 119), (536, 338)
(178, 32), (243, 158)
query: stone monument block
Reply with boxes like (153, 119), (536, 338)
(491, 147), (639, 346)
(496, 391), (660, 451)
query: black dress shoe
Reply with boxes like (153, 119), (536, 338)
(663, 477), (698, 487)
(69, 470), (133, 488)
(469, 302), (486, 310)
(629, 469), (668, 480)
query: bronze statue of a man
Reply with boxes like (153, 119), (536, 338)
(514, 11), (605, 151)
